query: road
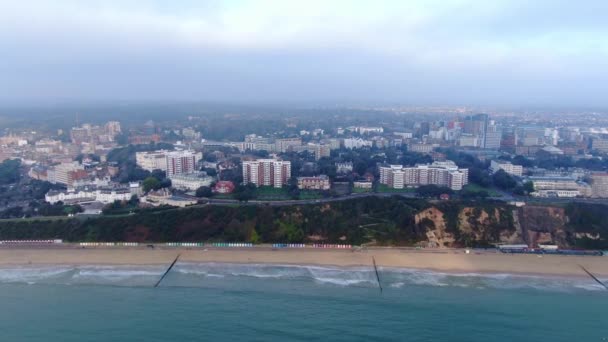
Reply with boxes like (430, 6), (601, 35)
(203, 191), (607, 207)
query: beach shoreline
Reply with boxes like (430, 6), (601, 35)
(0, 247), (606, 278)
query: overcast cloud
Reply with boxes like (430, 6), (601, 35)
(1, 0), (607, 106)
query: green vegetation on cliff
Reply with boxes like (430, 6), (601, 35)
(0, 198), (605, 248)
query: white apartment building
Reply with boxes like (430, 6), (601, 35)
(355, 126), (384, 134)
(343, 138), (372, 149)
(274, 138), (302, 153)
(297, 175), (331, 190)
(490, 160), (523, 177)
(242, 159), (291, 188)
(379, 161), (469, 191)
(169, 172), (214, 191)
(336, 162), (353, 174)
(135, 150), (169, 172)
(45, 186), (132, 204)
(408, 143), (437, 153)
(528, 176), (591, 198)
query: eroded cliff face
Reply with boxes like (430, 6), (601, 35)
(414, 205), (517, 248)
(518, 206), (568, 246)
(414, 207), (454, 248)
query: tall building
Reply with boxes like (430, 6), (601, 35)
(166, 150), (202, 177)
(379, 161), (468, 191)
(463, 114), (493, 148)
(484, 124), (502, 149)
(242, 159), (291, 188)
(105, 121), (122, 137)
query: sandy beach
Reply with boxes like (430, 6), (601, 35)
(0, 247), (607, 277)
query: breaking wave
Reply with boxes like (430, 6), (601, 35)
(0, 263), (605, 293)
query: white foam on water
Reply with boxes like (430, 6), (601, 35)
(0, 266), (74, 284)
(0, 263), (605, 293)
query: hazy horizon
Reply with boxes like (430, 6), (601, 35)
(1, 0), (607, 107)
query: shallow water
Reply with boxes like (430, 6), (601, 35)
(0, 263), (606, 341)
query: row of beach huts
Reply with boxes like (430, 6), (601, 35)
(0, 240), (606, 255)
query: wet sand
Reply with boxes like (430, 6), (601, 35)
(0, 247), (606, 277)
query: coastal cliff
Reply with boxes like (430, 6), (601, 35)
(0, 198), (605, 249)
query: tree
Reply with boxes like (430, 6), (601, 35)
(460, 187), (489, 199)
(203, 168), (217, 177)
(233, 183), (257, 202)
(142, 177), (160, 192)
(287, 179), (300, 200)
(468, 167), (492, 187)
(195, 186), (213, 198)
(492, 170), (516, 190)
(511, 155), (534, 167)
(416, 185), (453, 198)
(0, 159), (21, 185)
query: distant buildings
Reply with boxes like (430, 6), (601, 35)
(46, 162), (85, 186)
(343, 138), (372, 149)
(70, 122), (121, 145)
(45, 186), (132, 204)
(297, 175), (330, 190)
(351, 126), (384, 135)
(490, 160), (523, 177)
(274, 138), (302, 153)
(408, 143), (436, 153)
(335, 162), (353, 174)
(242, 159), (291, 188)
(353, 180), (373, 189)
(169, 172), (214, 191)
(379, 161), (468, 190)
(311, 143), (331, 160)
(590, 137), (608, 153)
(136, 149), (202, 176)
(462, 114), (501, 149)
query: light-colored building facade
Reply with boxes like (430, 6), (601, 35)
(528, 176), (591, 198)
(135, 150), (169, 172)
(242, 159), (291, 188)
(169, 172), (214, 191)
(336, 162), (353, 174)
(343, 138), (372, 149)
(490, 160), (523, 177)
(408, 143), (436, 153)
(274, 138), (302, 153)
(165, 150), (202, 177)
(47, 162), (85, 186)
(379, 161), (469, 191)
(45, 186), (132, 204)
(297, 175), (331, 190)
(590, 172), (608, 198)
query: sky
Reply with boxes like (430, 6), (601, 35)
(1, 0), (607, 107)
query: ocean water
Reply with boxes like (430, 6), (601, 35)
(0, 263), (606, 341)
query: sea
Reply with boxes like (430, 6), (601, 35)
(0, 263), (606, 341)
